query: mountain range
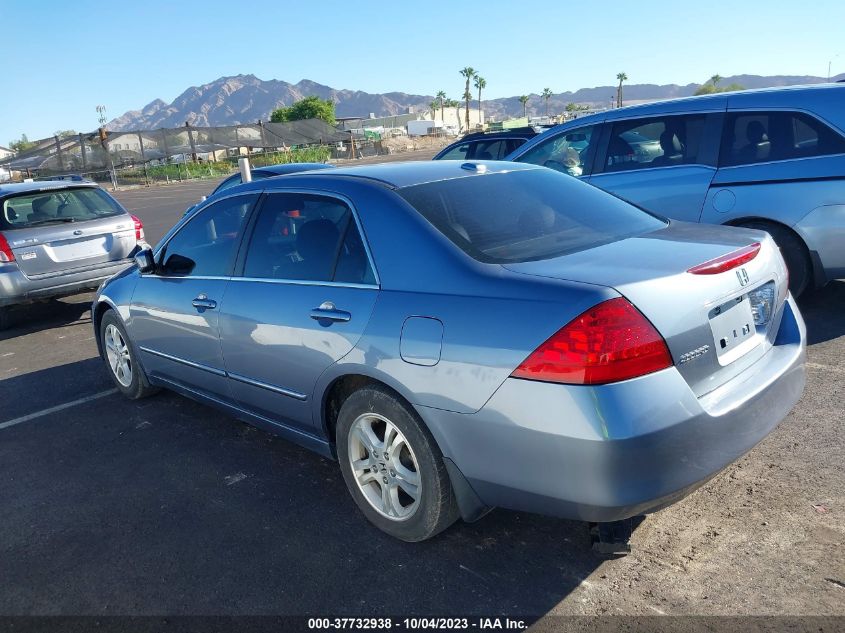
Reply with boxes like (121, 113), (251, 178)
(107, 73), (845, 132)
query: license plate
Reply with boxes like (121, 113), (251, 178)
(709, 296), (755, 360)
(50, 236), (109, 261)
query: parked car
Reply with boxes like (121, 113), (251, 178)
(210, 162), (335, 197)
(507, 84), (845, 296)
(433, 127), (541, 161)
(94, 161), (805, 542)
(0, 181), (145, 329)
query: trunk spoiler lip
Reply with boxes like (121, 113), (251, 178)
(687, 242), (762, 275)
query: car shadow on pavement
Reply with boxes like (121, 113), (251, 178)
(799, 280), (845, 345)
(0, 359), (603, 618)
(0, 294), (93, 342)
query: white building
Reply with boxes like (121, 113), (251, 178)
(423, 107), (485, 134)
(0, 145), (14, 160)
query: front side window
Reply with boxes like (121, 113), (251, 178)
(159, 194), (256, 277)
(602, 114), (706, 173)
(398, 168), (665, 264)
(720, 110), (845, 167)
(1, 187), (125, 229)
(243, 193), (375, 284)
(515, 126), (595, 177)
(471, 139), (510, 160)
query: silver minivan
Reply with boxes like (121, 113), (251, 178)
(0, 181), (144, 329)
(508, 84), (845, 296)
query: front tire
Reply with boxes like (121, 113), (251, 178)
(99, 310), (158, 400)
(336, 385), (458, 542)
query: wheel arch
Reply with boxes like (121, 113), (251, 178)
(319, 370), (490, 522)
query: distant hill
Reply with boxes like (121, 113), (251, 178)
(107, 73), (845, 131)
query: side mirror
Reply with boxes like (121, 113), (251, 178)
(134, 247), (156, 274)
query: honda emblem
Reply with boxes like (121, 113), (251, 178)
(736, 268), (749, 286)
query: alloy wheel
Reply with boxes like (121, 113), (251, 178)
(347, 413), (421, 521)
(104, 324), (132, 387)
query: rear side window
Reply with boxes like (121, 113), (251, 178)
(398, 168), (665, 264)
(720, 111), (845, 166)
(1, 187), (125, 230)
(601, 114), (707, 173)
(243, 193), (375, 284)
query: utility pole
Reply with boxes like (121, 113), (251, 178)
(96, 105), (116, 189)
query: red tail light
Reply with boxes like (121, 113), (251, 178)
(0, 232), (14, 263)
(511, 298), (672, 385)
(687, 242), (760, 275)
(131, 214), (145, 242)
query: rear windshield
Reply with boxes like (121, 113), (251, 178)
(398, 168), (666, 263)
(1, 187), (125, 230)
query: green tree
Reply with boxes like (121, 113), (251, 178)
(541, 87), (553, 117)
(693, 78), (745, 96)
(8, 133), (36, 153)
(429, 100), (438, 122)
(436, 90), (447, 124)
(473, 76), (486, 126)
(270, 96), (336, 125)
(616, 72), (628, 108)
(518, 95), (530, 119)
(54, 129), (77, 139)
(459, 67), (476, 132)
(710, 74), (722, 88)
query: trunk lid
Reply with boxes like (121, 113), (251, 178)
(503, 222), (788, 397)
(6, 214), (137, 277)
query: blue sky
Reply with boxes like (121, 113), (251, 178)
(2, 0), (843, 145)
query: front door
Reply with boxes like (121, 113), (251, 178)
(219, 192), (379, 432)
(130, 193), (258, 401)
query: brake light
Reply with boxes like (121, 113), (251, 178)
(511, 298), (672, 385)
(131, 214), (145, 242)
(687, 242), (761, 275)
(0, 232), (14, 263)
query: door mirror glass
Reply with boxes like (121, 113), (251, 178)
(134, 247), (156, 274)
(162, 253), (196, 276)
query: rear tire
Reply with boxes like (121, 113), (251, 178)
(738, 221), (812, 297)
(336, 385), (459, 542)
(99, 310), (158, 400)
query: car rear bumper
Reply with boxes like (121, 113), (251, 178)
(0, 259), (133, 307)
(420, 295), (806, 522)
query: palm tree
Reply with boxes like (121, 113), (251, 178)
(429, 100), (438, 124)
(436, 90), (446, 124)
(616, 72), (628, 108)
(518, 95), (529, 119)
(459, 67), (476, 132)
(541, 87), (553, 118)
(473, 76), (486, 127)
(710, 74), (722, 88)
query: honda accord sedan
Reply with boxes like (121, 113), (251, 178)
(93, 161), (806, 542)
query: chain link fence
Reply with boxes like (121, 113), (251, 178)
(0, 119), (355, 188)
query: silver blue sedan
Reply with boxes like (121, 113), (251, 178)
(94, 161), (806, 542)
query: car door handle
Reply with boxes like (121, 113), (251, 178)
(310, 301), (351, 323)
(192, 294), (217, 310)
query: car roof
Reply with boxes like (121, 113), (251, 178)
(245, 160), (543, 191)
(0, 180), (99, 198)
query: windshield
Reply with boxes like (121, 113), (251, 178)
(398, 168), (666, 264)
(1, 187), (125, 230)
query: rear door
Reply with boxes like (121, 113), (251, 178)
(588, 113), (722, 223)
(2, 187), (136, 276)
(218, 191), (379, 432)
(129, 193), (258, 401)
